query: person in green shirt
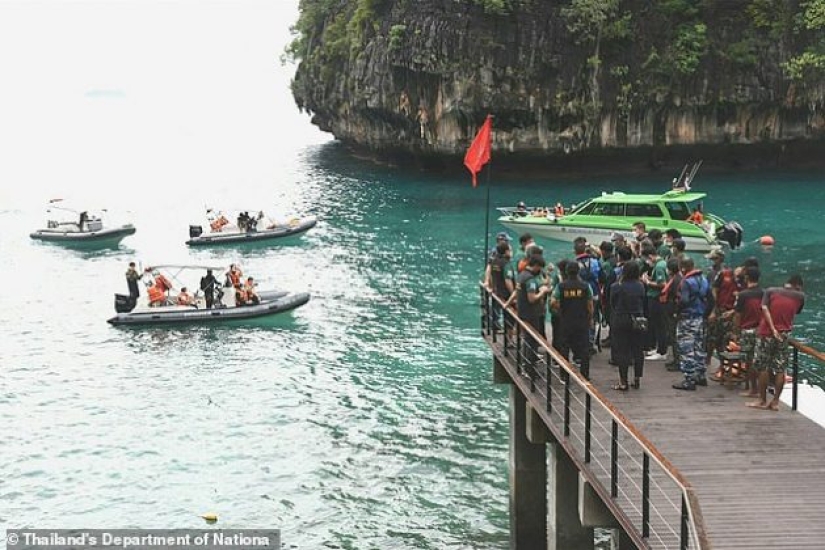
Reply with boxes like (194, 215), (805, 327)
(642, 247), (669, 360)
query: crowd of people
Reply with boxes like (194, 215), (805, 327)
(485, 222), (805, 410)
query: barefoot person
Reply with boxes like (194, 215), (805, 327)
(733, 267), (763, 397)
(748, 274), (805, 411)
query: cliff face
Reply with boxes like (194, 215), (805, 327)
(290, 0), (825, 169)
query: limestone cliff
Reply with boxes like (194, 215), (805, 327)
(289, 0), (825, 171)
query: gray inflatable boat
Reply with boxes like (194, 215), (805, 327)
(186, 216), (316, 246)
(107, 289), (310, 326)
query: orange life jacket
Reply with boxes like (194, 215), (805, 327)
(554, 204), (564, 217)
(228, 270), (241, 287)
(155, 274), (173, 292)
(687, 211), (703, 224)
(148, 285), (165, 304)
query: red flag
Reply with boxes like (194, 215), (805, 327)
(464, 115), (492, 187)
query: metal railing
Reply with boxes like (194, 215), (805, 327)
(480, 285), (710, 550)
(789, 339), (825, 411)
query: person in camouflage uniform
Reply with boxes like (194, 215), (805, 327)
(673, 257), (712, 391)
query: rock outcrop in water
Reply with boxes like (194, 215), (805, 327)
(289, 0), (825, 172)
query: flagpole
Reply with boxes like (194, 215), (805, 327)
(483, 162), (491, 267)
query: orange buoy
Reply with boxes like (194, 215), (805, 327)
(759, 235), (775, 246)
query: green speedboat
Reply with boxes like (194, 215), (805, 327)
(498, 189), (743, 252)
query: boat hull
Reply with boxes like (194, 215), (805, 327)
(499, 218), (718, 252)
(30, 225), (136, 247)
(186, 217), (316, 246)
(107, 291), (309, 326)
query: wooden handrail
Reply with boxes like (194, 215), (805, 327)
(482, 283), (711, 548)
(789, 338), (825, 364)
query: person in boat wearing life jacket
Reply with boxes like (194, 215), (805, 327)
(177, 287), (194, 306)
(225, 264), (243, 287)
(235, 277), (260, 306)
(687, 205), (704, 224)
(554, 202), (565, 217)
(147, 270), (173, 307)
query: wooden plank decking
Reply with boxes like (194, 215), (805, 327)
(488, 326), (825, 549)
(585, 351), (825, 549)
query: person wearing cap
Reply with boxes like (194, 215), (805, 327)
(515, 201), (528, 217)
(488, 232), (513, 263)
(706, 249), (737, 379)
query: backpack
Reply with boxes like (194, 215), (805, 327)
(577, 254), (602, 291)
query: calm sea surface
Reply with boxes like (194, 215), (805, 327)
(1, 2), (824, 548)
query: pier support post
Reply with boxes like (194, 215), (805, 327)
(494, 356), (511, 384)
(610, 528), (634, 550)
(509, 386), (547, 550)
(548, 442), (594, 550)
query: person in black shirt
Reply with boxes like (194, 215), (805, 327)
(551, 262), (594, 378)
(610, 261), (646, 390)
(200, 268), (219, 309)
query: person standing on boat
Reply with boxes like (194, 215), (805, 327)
(125, 262), (142, 300)
(200, 268), (219, 309)
(747, 274), (805, 411)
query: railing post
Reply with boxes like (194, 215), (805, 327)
(545, 350), (552, 414)
(503, 312), (510, 358)
(680, 494), (689, 550)
(611, 420), (618, 499)
(793, 346), (799, 411)
(564, 371), (571, 437)
(642, 453), (650, 539)
(516, 323), (523, 374)
(584, 393), (591, 463)
(480, 286), (487, 336)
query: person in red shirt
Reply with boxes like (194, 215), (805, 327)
(747, 274), (805, 411)
(707, 250), (738, 379)
(733, 267), (764, 397)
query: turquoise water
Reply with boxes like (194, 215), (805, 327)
(1, 1), (825, 549)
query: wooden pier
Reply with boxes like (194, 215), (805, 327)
(481, 286), (825, 549)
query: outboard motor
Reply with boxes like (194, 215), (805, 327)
(114, 293), (137, 313)
(189, 225), (203, 238)
(716, 221), (744, 249)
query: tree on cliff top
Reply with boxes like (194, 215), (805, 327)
(562, 0), (630, 145)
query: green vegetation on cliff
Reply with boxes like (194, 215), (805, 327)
(288, 0), (825, 158)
